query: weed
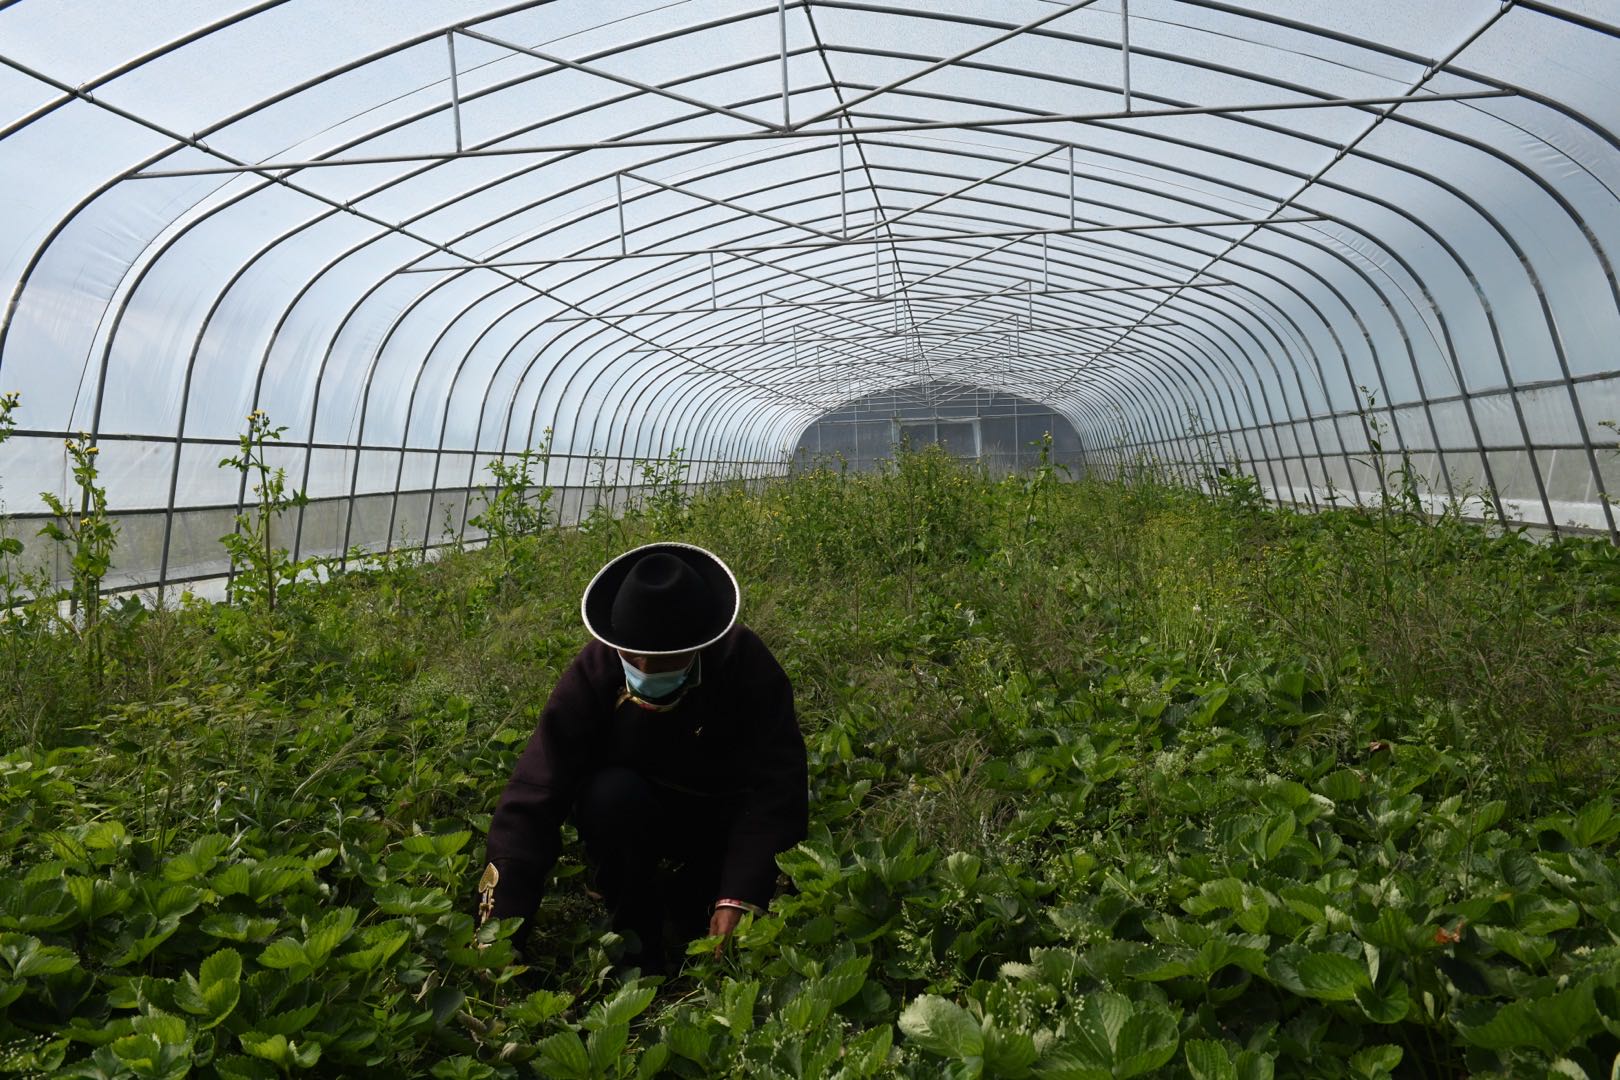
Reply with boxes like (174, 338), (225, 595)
(36, 432), (118, 698)
(218, 410), (311, 614)
(470, 431), (554, 576)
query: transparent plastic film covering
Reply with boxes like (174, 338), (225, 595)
(0, 0), (1618, 593)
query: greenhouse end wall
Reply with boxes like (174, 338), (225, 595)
(793, 383), (1085, 476)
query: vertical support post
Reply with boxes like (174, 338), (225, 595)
(838, 126), (847, 238)
(778, 0), (790, 127)
(1068, 145), (1075, 228)
(893, 258), (900, 332)
(1027, 280), (1034, 328)
(615, 173), (627, 256)
(447, 32), (464, 152)
(1042, 233), (1049, 289)
(709, 251), (718, 310)
(873, 208), (881, 293)
(1120, 0), (1132, 112)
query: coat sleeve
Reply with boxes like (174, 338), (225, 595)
(481, 649), (601, 928)
(716, 642), (809, 908)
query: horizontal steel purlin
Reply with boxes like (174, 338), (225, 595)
(128, 90), (1517, 177)
(400, 216), (1326, 271)
(539, 282), (1237, 322)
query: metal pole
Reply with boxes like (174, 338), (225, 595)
(709, 251), (718, 310)
(447, 31), (463, 152)
(127, 89), (1522, 177)
(873, 207), (880, 290)
(615, 172), (626, 256)
(838, 126), (847, 238)
(402, 215), (1326, 271)
(1120, 0), (1132, 113)
(1068, 145), (1075, 228)
(778, 0), (790, 128)
(541, 281), (1237, 322)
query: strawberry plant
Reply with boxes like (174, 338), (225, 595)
(0, 451), (1616, 1076)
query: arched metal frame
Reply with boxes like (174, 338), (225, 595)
(2, 0), (1618, 596)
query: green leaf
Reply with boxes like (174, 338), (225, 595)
(1262, 812), (1296, 860)
(0, 933), (79, 977)
(1035, 1049), (1111, 1080)
(211, 865), (251, 898)
(1235, 1050), (1275, 1080)
(813, 955), (870, 1012)
(1071, 992), (1132, 1067)
(240, 1032), (298, 1069)
(1515, 895), (1580, 936)
(1469, 800), (1507, 837)
(163, 835), (231, 882)
(1294, 952), (1370, 1001)
(942, 853), (983, 889)
(843, 1024), (894, 1078)
(375, 885), (454, 916)
(585, 983), (656, 1030)
(719, 978), (759, 1036)
(257, 939), (306, 970)
(1114, 1010), (1180, 1078)
(1316, 769), (1364, 802)
(1184, 1040), (1237, 1080)
(199, 948), (243, 990)
(588, 1023), (630, 1076)
(1355, 979), (1409, 1024)
(131, 1010), (189, 1045)
(666, 1021), (712, 1064)
(1572, 800), (1620, 846)
(1473, 925), (1555, 967)
(305, 907), (357, 956)
(257, 1003), (320, 1036)
(898, 994), (983, 1059)
(430, 1055), (496, 1080)
(1348, 1045), (1401, 1079)
(535, 1030), (592, 1080)
(1500, 849), (1541, 891)
(427, 987), (465, 1028)
(176, 948), (243, 1027)
(215, 1054), (278, 1080)
(635, 1044), (671, 1080)
(982, 1019), (1038, 1078)
(506, 988), (574, 1027)
(1455, 979), (1600, 1056)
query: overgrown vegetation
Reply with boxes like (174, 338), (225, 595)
(1, 432), (1618, 1078)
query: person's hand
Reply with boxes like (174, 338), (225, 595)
(707, 905), (744, 957)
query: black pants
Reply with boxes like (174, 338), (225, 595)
(573, 766), (730, 972)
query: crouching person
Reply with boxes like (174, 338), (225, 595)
(477, 542), (809, 976)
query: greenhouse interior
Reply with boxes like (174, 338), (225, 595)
(2, 2), (1619, 1077)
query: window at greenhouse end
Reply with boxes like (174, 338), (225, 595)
(794, 382), (1084, 475)
(898, 419), (979, 459)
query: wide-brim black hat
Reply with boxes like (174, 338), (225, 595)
(581, 542), (739, 655)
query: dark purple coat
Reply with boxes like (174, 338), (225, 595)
(483, 625), (808, 922)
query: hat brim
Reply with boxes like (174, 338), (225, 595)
(581, 542), (740, 654)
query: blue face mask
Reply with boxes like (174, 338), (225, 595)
(621, 657), (693, 700)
